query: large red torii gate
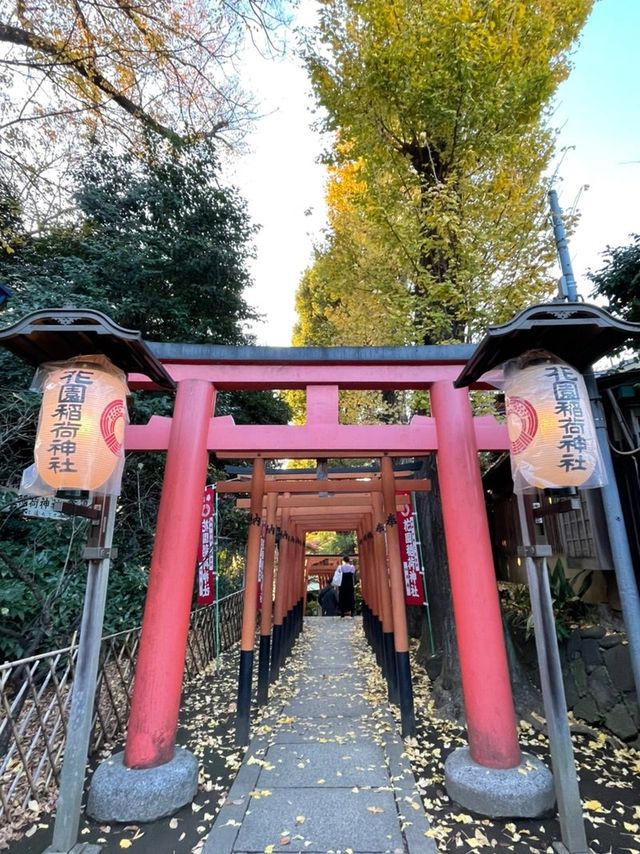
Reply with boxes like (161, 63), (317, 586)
(9, 308), (636, 827)
(118, 344), (521, 784)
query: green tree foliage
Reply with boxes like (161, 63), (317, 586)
(0, 140), (258, 343)
(0, 141), (290, 660)
(298, 0), (593, 346)
(307, 530), (355, 556)
(589, 234), (640, 323)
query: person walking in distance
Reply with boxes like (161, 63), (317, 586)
(332, 555), (355, 618)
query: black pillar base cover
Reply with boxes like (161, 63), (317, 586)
(235, 649), (254, 746)
(384, 632), (399, 705)
(257, 634), (271, 706)
(396, 650), (416, 738)
(270, 623), (282, 683)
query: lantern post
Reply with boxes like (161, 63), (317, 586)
(19, 355), (128, 854)
(502, 352), (600, 854)
(0, 309), (174, 854)
(456, 303), (640, 852)
(47, 494), (118, 854)
(22, 354), (130, 854)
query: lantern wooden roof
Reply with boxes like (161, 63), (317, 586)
(0, 308), (175, 390)
(455, 301), (640, 388)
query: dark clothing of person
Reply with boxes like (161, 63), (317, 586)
(318, 584), (339, 616)
(338, 569), (355, 616)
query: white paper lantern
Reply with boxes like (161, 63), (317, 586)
(33, 356), (128, 493)
(504, 358), (605, 493)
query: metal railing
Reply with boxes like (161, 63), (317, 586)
(0, 590), (244, 827)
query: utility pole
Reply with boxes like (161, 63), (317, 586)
(548, 189), (578, 302)
(547, 189), (640, 704)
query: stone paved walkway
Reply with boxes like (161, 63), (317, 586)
(205, 617), (437, 854)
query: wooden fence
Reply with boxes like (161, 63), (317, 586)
(0, 590), (244, 827)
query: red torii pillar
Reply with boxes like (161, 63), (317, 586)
(372, 492), (398, 706)
(380, 455), (416, 737)
(235, 457), (266, 745)
(125, 378), (215, 768)
(371, 496), (398, 704)
(270, 505), (291, 683)
(257, 492), (278, 705)
(430, 381), (521, 769)
(89, 378), (215, 822)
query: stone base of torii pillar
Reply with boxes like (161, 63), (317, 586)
(444, 747), (555, 818)
(87, 748), (198, 823)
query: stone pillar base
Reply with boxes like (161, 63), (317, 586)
(87, 748), (198, 823)
(444, 747), (554, 818)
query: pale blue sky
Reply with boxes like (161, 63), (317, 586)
(230, 0), (640, 345)
(553, 0), (640, 296)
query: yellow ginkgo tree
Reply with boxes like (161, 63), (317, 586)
(299, 0), (593, 346)
(294, 0), (594, 705)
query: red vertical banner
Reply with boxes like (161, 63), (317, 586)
(256, 522), (267, 609)
(197, 485), (215, 605)
(396, 492), (425, 605)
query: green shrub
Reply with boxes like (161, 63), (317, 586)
(500, 560), (593, 642)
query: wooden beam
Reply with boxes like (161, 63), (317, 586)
(129, 361), (466, 391)
(217, 478), (431, 495)
(261, 469), (417, 480)
(289, 514), (368, 526)
(234, 495), (412, 510)
(126, 414), (509, 455)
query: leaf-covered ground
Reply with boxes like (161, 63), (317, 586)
(3, 642), (267, 853)
(360, 630), (640, 853)
(5, 622), (640, 853)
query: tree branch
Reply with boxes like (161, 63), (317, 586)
(0, 21), (187, 142)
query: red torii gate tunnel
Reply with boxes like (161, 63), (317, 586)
(90, 342), (544, 820)
(227, 467), (431, 728)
